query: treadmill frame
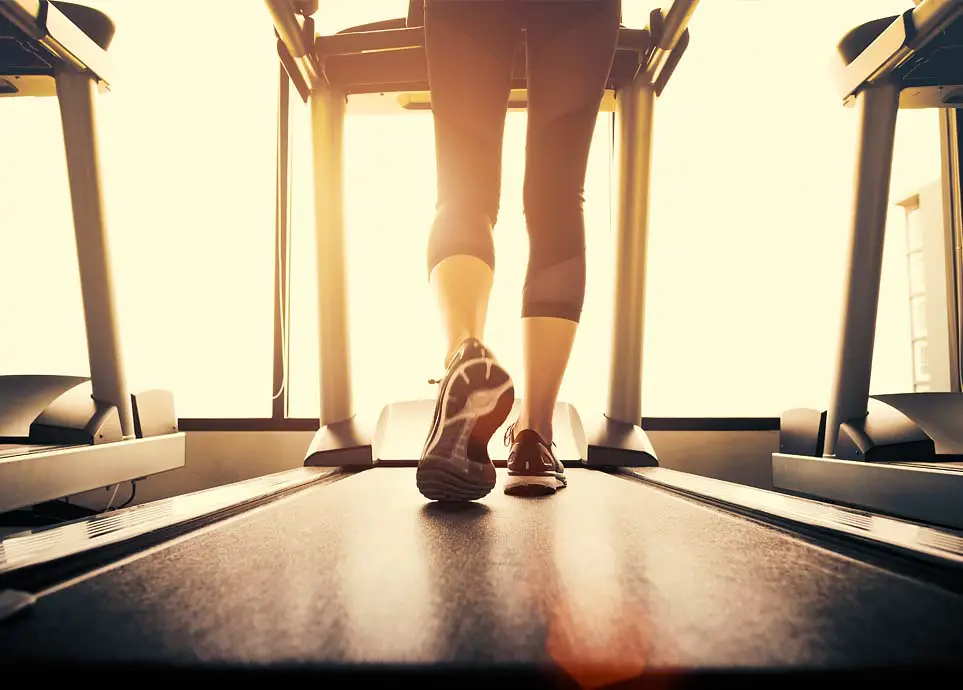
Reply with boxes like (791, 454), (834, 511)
(0, 1), (185, 514)
(773, 0), (963, 530)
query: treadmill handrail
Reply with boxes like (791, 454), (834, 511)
(837, 0), (963, 104)
(658, 0), (700, 50)
(0, 0), (112, 86)
(265, 0), (309, 57)
(264, 0), (324, 92)
(642, 0), (699, 86)
(266, 0), (697, 96)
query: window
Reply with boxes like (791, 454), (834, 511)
(631, 0), (939, 415)
(286, 0), (945, 421)
(0, 0), (278, 417)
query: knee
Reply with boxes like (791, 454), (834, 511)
(522, 189), (587, 322)
(427, 205), (497, 276)
(523, 176), (584, 219)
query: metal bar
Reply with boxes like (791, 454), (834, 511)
(659, 0), (700, 51)
(266, 0), (323, 90)
(310, 85), (353, 426)
(606, 78), (656, 425)
(0, 434), (185, 515)
(643, 0), (699, 83)
(0, 0), (43, 40)
(839, 0), (963, 105)
(941, 108), (963, 391)
(652, 29), (689, 96)
(39, 0), (112, 86)
(277, 37), (310, 103)
(273, 63), (291, 419)
(317, 25), (647, 60)
(1, 0), (112, 87)
(823, 84), (901, 456)
(911, 0), (963, 46)
(265, 0), (308, 58)
(837, 13), (912, 105)
(55, 68), (135, 440)
(315, 27), (424, 57)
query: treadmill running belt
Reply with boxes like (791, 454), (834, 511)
(2, 468), (962, 673)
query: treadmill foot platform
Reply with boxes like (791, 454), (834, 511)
(303, 400), (659, 468)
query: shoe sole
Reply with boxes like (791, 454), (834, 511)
(504, 472), (568, 497)
(417, 357), (514, 502)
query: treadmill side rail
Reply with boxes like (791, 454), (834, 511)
(0, 3), (184, 512)
(774, 4), (963, 518)
(773, 451), (963, 530)
(0, 432), (186, 515)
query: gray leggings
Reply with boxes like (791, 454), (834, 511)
(425, 0), (622, 323)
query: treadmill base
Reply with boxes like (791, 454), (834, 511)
(772, 451), (963, 530)
(0, 432), (186, 514)
(304, 399), (658, 468)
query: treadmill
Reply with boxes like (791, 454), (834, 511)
(0, 1), (185, 514)
(273, 0), (694, 470)
(1, 1), (963, 682)
(774, 0), (963, 530)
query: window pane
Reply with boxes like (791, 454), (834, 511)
(636, 0), (940, 415)
(907, 204), (925, 252)
(0, 101), (87, 376)
(911, 296), (928, 339)
(914, 339), (930, 383)
(0, 0), (277, 418)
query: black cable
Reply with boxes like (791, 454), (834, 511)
(116, 481), (137, 509)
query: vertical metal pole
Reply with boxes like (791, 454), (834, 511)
(938, 108), (962, 393)
(55, 69), (135, 440)
(823, 84), (900, 456)
(309, 85), (353, 425)
(273, 63), (292, 419)
(606, 77), (656, 425)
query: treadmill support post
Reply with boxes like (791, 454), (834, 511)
(55, 68), (135, 440)
(607, 77), (655, 426)
(823, 84), (900, 457)
(305, 84), (375, 466)
(575, 73), (658, 468)
(310, 85), (352, 427)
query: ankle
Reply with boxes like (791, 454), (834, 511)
(513, 416), (552, 445)
(445, 335), (478, 368)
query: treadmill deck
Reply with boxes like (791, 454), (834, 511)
(1, 467), (961, 673)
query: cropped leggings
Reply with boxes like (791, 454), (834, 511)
(424, 0), (621, 323)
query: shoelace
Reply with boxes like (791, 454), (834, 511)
(503, 422), (515, 448)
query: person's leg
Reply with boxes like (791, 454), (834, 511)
(505, 0), (621, 495)
(425, 2), (516, 364)
(416, 1), (520, 501)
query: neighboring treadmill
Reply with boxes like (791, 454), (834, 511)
(265, 0), (699, 470)
(774, 0), (963, 530)
(0, 2), (185, 514)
